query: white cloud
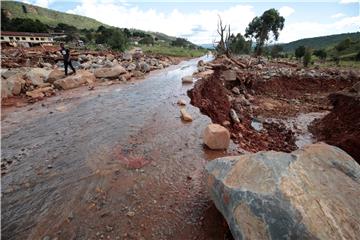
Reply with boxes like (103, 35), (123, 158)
(339, 0), (359, 4)
(279, 16), (360, 43)
(33, 0), (51, 8)
(331, 13), (346, 18)
(66, 1), (256, 44)
(279, 6), (295, 17)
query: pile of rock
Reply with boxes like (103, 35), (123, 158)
(1, 47), (174, 102)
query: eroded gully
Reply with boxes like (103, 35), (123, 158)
(1, 56), (237, 240)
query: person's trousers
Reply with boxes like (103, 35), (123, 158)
(64, 60), (76, 75)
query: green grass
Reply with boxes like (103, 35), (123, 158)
(2, 1), (104, 29)
(318, 60), (360, 69)
(139, 43), (207, 58)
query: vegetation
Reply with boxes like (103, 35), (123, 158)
(295, 46), (306, 59)
(1, 1), (104, 29)
(281, 32), (360, 52)
(245, 8), (285, 56)
(229, 33), (251, 55)
(140, 42), (207, 58)
(303, 48), (312, 67)
(313, 49), (327, 61)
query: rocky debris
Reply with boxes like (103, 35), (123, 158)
(177, 99), (186, 106)
(24, 68), (51, 86)
(180, 108), (193, 121)
(203, 124), (230, 150)
(47, 69), (64, 83)
(94, 65), (127, 79)
(222, 70), (237, 81)
(197, 60), (205, 67)
(26, 86), (54, 99)
(351, 81), (360, 93)
(206, 143), (360, 240)
(310, 88), (360, 163)
(1, 45), (175, 104)
(229, 109), (240, 123)
(231, 87), (240, 95)
(182, 76), (193, 84)
(54, 70), (95, 90)
(5, 74), (26, 96)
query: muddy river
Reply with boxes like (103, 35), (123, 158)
(1, 56), (239, 239)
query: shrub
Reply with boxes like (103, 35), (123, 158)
(303, 48), (312, 67)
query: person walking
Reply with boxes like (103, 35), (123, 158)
(60, 43), (76, 76)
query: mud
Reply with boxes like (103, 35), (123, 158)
(310, 91), (360, 163)
(1, 56), (237, 239)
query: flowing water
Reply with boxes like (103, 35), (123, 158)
(1, 56), (239, 240)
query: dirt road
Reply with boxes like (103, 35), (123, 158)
(1, 57), (236, 240)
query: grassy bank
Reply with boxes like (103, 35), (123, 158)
(139, 43), (208, 58)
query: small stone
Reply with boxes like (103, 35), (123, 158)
(177, 99), (186, 106)
(182, 76), (193, 83)
(126, 211), (135, 217)
(203, 124), (230, 150)
(230, 109), (240, 123)
(222, 120), (231, 127)
(42, 236), (50, 240)
(47, 164), (53, 169)
(232, 87), (240, 95)
(180, 108), (193, 122)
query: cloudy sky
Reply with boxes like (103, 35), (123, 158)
(20, 0), (360, 44)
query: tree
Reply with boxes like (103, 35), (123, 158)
(270, 44), (283, 58)
(215, 16), (231, 56)
(245, 8), (285, 56)
(295, 45), (306, 59)
(303, 48), (312, 67)
(313, 49), (327, 61)
(107, 30), (128, 51)
(171, 38), (188, 47)
(139, 36), (154, 45)
(228, 33), (251, 54)
(335, 38), (351, 52)
(356, 51), (360, 62)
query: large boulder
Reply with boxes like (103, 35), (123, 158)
(54, 70), (95, 90)
(203, 124), (230, 150)
(25, 68), (51, 86)
(5, 74), (26, 95)
(94, 65), (127, 79)
(122, 52), (133, 61)
(206, 143), (360, 240)
(47, 69), (65, 83)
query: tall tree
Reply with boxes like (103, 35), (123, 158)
(245, 8), (285, 56)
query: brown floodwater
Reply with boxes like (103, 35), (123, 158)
(1, 57), (238, 240)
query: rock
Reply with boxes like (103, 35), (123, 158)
(222, 70), (237, 81)
(177, 99), (186, 106)
(122, 52), (133, 61)
(6, 74), (25, 95)
(26, 86), (54, 99)
(94, 65), (127, 79)
(106, 54), (115, 61)
(182, 76), (193, 84)
(351, 81), (360, 94)
(54, 70), (95, 90)
(1, 78), (11, 98)
(103, 60), (113, 67)
(1, 68), (24, 79)
(149, 58), (158, 66)
(232, 87), (240, 95)
(230, 109), (240, 123)
(206, 143), (360, 240)
(198, 60), (205, 67)
(203, 124), (230, 150)
(47, 69), (65, 83)
(133, 71), (144, 78)
(180, 108), (193, 122)
(222, 120), (231, 127)
(25, 68), (51, 86)
(126, 211), (135, 217)
(80, 61), (92, 70)
(127, 63), (136, 71)
(138, 62), (150, 73)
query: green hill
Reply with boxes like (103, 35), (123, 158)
(1, 1), (104, 30)
(281, 32), (360, 52)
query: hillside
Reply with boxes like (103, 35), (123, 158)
(1, 1), (104, 29)
(281, 32), (360, 52)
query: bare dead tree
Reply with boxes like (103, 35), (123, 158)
(215, 15), (231, 57)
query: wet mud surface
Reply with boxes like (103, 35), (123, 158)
(1, 57), (237, 239)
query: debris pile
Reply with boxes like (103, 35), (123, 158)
(188, 55), (359, 153)
(1, 46), (175, 106)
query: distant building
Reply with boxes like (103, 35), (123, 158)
(0, 31), (54, 44)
